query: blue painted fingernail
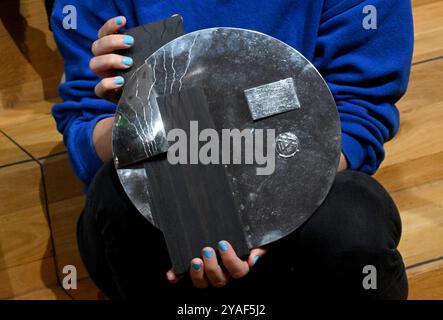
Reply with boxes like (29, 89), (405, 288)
(116, 16), (123, 25)
(252, 255), (260, 266)
(114, 76), (124, 85)
(203, 248), (213, 259)
(192, 262), (201, 271)
(122, 57), (133, 66)
(218, 241), (228, 252)
(123, 36), (134, 45)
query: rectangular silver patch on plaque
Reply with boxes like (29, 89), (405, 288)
(244, 77), (300, 121)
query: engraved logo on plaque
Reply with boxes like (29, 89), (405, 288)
(276, 132), (300, 158)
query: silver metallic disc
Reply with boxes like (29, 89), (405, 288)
(112, 28), (341, 248)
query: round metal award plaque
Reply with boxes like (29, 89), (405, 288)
(112, 28), (341, 248)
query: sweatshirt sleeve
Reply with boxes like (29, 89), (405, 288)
(314, 0), (414, 174)
(50, 1), (119, 185)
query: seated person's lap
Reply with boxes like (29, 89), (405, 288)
(78, 161), (407, 299)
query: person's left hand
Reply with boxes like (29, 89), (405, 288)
(166, 241), (268, 288)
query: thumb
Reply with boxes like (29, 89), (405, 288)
(248, 247), (268, 268)
(166, 268), (183, 284)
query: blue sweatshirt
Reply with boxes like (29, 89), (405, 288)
(50, 0), (413, 186)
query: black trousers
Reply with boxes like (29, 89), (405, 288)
(77, 161), (408, 300)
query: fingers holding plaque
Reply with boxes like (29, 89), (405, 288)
(112, 16), (341, 274)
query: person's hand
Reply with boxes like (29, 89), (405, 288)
(338, 152), (348, 172)
(89, 16), (134, 102)
(166, 241), (268, 288)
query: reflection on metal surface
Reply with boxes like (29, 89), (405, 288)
(276, 132), (300, 158)
(244, 78), (300, 121)
(112, 28), (341, 248)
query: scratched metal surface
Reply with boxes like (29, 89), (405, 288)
(244, 78), (300, 121)
(112, 28), (341, 248)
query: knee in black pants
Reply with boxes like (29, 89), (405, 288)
(79, 162), (408, 299)
(285, 171), (408, 299)
(78, 161), (171, 299)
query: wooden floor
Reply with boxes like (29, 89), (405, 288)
(0, 0), (442, 300)
(373, 0), (443, 299)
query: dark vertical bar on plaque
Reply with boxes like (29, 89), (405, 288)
(114, 15), (186, 169)
(143, 88), (249, 274)
(117, 15), (186, 82)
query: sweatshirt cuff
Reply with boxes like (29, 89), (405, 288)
(341, 132), (367, 172)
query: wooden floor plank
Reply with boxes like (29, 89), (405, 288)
(376, 151), (443, 193)
(407, 259), (443, 300)
(376, 58), (443, 192)
(392, 179), (443, 267)
(49, 196), (89, 280)
(11, 286), (71, 300)
(0, 257), (57, 300)
(412, 0), (441, 7)
(0, 161), (44, 217)
(1, 115), (65, 159)
(382, 59), (443, 164)
(381, 101), (443, 170)
(0, 100), (57, 128)
(48, 197), (84, 255)
(40, 154), (84, 204)
(0, 160), (54, 271)
(40, 154), (88, 280)
(395, 58), (443, 115)
(413, 1), (443, 63)
(0, 0), (63, 110)
(0, 206), (53, 270)
(0, 131), (30, 167)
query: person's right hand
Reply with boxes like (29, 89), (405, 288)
(89, 16), (134, 102)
